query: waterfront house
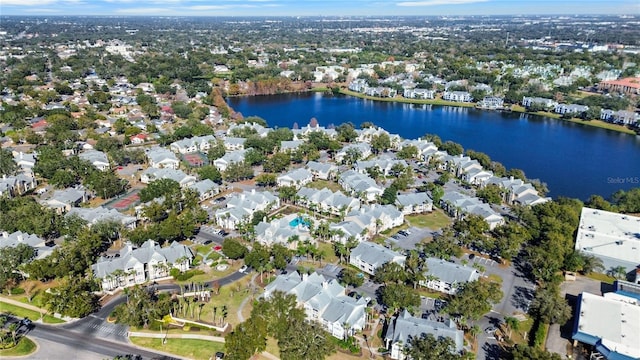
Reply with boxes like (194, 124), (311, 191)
(478, 96), (504, 109)
(403, 88), (436, 99)
(440, 191), (504, 230)
(521, 96), (558, 109)
(554, 104), (589, 115)
(443, 91), (473, 102)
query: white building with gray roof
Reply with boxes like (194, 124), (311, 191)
(67, 206), (137, 229)
(350, 241), (406, 275)
(213, 149), (246, 172)
(170, 135), (216, 154)
(279, 140), (303, 152)
(146, 147), (179, 169)
(345, 204), (404, 236)
(396, 192), (433, 215)
(263, 271), (367, 339)
(140, 168), (196, 188)
(440, 191), (504, 230)
(420, 258), (480, 295)
(188, 179), (220, 202)
(384, 310), (464, 359)
(214, 190), (279, 229)
(305, 161), (337, 180)
(575, 207), (640, 275)
(276, 168), (313, 189)
(0, 230), (55, 260)
(92, 240), (194, 291)
(572, 291), (640, 360)
(338, 170), (384, 202)
(79, 149), (110, 171)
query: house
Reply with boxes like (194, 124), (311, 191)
(223, 137), (246, 151)
(384, 310), (464, 360)
(227, 122), (271, 138)
(554, 104), (589, 115)
(601, 109), (639, 125)
(0, 173), (37, 198)
(214, 190), (280, 229)
(0, 230), (56, 260)
(396, 192), (433, 214)
(521, 96), (558, 109)
(330, 221), (368, 244)
(279, 140), (303, 152)
(484, 176), (550, 206)
(92, 240), (194, 291)
(305, 161), (337, 180)
(335, 143), (372, 164)
(213, 149), (246, 172)
(572, 292), (640, 360)
(170, 135), (217, 154)
(574, 207), (640, 274)
(338, 170), (384, 202)
(345, 204), (404, 236)
(277, 168), (313, 189)
(254, 213), (313, 249)
(41, 188), (90, 214)
(78, 150), (110, 171)
(355, 158), (408, 177)
(442, 91), (473, 102)
(292, 120), (337, 140)
(598, 77), (640, 96)
(420, 258), (480, 295)
(263, 271), (367, 339)
(296, 187), (361, 217)
(13, 152), (36, 173)
(188, 179), (220, 202)
(478, 96), (504, 109)
(440, 191), (504, 230)
(403, 88), (436, 99)
(129, 133), (147, 145)
(146, 147), (180, 169)
(349, 241), (406, 275)
(66, 206), (137, 230)
(140, 168), (196, 188)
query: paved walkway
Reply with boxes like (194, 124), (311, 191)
(128, 331), (225, 342)
(0, 296), (46, 314)
(237, 273), (258, 322)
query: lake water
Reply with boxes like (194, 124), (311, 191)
(228, 92), (640, 200)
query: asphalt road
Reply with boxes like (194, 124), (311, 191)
(9, 271), (250, 360)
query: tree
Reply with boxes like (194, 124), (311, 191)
(504, 316), (520, 340)
(222, 239), (248, 260)
(405, 250), (426, 289)
(380, 283), (420, 311)
(444, 281), (503, 322)
(0, 148), (17, 176)
(278, 319), (335, 360)
(397, 145), (419, 159)
(380, 184), (398, 205)
(371, 133), (391, 154)
(339, 268), (364, 288)
(0, 244), (35, 293)
(374, 261), (407, 285)
(404, 333), (465, 360)
(43, 277), (100, 318)
(207, 140), (226, 162)
(440, 141), (463, 156)
(271, 244), (292, 270)
(336, 123), (358, 143)
(278, 186), (298, 203)
(528, 284), (571, 325)
(197, 165), (222, 184)
(113, 285), (173, 328)
(508, 344), (562, 360)
(255, 173), (277, 187)
(476, 184), (503, 204)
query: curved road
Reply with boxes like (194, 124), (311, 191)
(16, 271), (248, 359)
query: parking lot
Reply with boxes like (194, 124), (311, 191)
(386, 226), (433, 251)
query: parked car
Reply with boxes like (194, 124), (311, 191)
(239, 265), (248, 273)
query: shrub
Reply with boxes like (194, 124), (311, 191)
(10, 287), (25, 295)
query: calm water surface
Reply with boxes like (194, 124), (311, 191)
(228, 92), (640, 200)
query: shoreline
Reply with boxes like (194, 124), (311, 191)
(337, 88), (637, 136)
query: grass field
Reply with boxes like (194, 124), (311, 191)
(0, 301), (64, 324)
(317, 241), (339, 264)
(129, 337), (224, 360)
(0, 336), (37, 357)
(307, 179), (342, 193)
(585, 272), (616, 284)
(406, 209), (451, 230)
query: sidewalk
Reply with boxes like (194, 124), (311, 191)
(0, 296), (46, 314)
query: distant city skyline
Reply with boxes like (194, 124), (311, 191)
(0, 0), (638, 17)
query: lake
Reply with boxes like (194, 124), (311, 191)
(228, 92), (640, 200)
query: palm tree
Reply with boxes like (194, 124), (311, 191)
(608, 266), (627, 280)
(504, 316), (520, 339)
(8, 323), (18, 345)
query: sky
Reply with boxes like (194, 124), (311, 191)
(0, 0), (638, 17)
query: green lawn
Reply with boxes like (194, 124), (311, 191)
(129, 337), (224, 360)
(0, 336), (37, 357)
(585, 272), (616, 284)
(406, 210), (451, 230)
(317, 241), (339, 264)
(306, 179), (342, 193)
(0, 302), (64, 324)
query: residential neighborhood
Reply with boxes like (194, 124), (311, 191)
(0, 10), (639, 360)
